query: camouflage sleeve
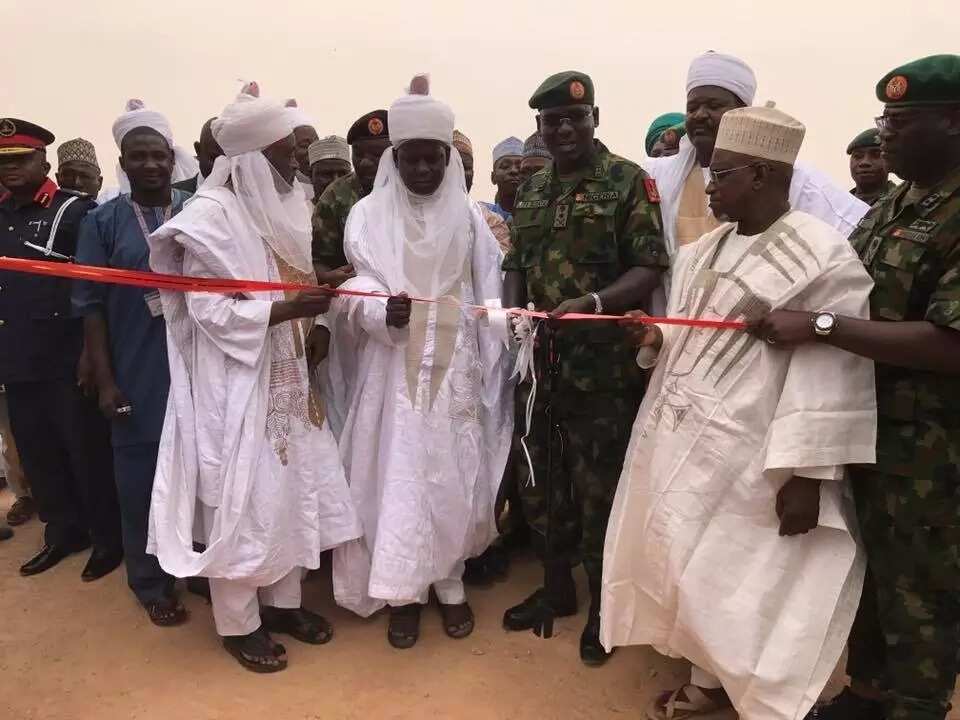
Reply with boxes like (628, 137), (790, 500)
(311, 188), (347, 267)
(924, 221), (960, 330)
(618, 170), (668, 269)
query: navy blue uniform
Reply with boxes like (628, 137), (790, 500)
(0, 182), (120, 550)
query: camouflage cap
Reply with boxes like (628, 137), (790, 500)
(846, 128), (881, 155)
(528, 71), (595, 110)
(877, 54), (960, 106)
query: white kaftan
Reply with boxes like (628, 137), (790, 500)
(146, 185), (361, 586)
(600, 210), (877, 720)
(326, 197), (513, 617)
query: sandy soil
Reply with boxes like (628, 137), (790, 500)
(0, 487), (955, 720)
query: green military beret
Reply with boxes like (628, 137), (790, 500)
(846, 128), (881, 154)
(876, 54), (960, 106)
(529, 71), (595, 110)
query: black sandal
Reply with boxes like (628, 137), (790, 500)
(145, 596), (188, 627)
(387, 604), (422, 649)
(222, 627), (287, 673)
(261, 606), (333, 645)
(439, 601), (475, 639)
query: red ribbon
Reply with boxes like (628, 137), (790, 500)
(0, 256), (746, 330)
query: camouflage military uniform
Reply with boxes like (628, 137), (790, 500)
(852, 179), (900, 207)
(502, 140), (666, 582)
(311, 171), (364, 269)
(845, 166), (960, 720)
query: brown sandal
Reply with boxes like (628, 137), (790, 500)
(439, 601), (474, 639)
(387, 604), (422, 649)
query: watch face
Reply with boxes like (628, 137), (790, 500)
(815, 314), (834, 331)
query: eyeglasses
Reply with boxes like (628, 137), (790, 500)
(539, 107), (593, 129)
(875, 111), (928, 132)
(707, 163), (756, 184)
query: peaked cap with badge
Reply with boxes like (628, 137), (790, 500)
(0, 118), (55, 156)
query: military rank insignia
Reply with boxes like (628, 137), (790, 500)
(553, 204), (570, 229)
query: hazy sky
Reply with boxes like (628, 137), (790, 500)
(4, 0), (958, 198)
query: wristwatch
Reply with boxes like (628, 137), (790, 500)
(590, 292), (604, 314)
(811, 311), (838, 338)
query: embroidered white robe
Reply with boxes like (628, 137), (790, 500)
(600, 210), (878, 720)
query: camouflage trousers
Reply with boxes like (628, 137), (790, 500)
(846, 468), (960, 720)
(514, 386), (641, 583)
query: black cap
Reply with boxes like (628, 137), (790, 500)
(346, 110), (389, 145)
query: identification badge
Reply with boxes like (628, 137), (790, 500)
(553, 204), (570, 229)
(575, 191), (619, 202)
(516, 199), (549, 209)
(144, 291), (163, 318)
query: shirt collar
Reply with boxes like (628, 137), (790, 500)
(0, 177), (59, 208)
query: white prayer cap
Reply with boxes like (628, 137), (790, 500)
(388, 74), (455, 147)
(213, 92), (295, 157)
(308, 135), (350, 166)
(686, 51), (757, 105)
(285, 98), (316, 130)
(112, 99), (174, 149)
(714, 102), (805, 166)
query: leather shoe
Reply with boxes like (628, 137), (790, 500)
(20, 538), (91, 576)
(503, 587), (577, 631)
(81, 548), (124, 582)
(580, 612), (613, 666)
(6, 496), (36, 526)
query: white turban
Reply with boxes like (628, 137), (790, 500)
(213, 94), (295, 157)
(203, 89), (311, 273)
(686, 51), (757, 105)
(388, 75), (455, 146)
(284, 99), (316, 131)
(112, 99), (174, 148)
(111, 99), (198, 193)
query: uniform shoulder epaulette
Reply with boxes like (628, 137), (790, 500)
(607, 152), (640, 170)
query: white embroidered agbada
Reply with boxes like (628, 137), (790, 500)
(326, 83), (514, 616)
(600, 208), (877, 720)
(146, 91), (360, 586)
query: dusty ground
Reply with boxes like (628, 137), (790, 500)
(0, 487), (956, 720)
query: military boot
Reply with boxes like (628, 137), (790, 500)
(502, 560), (577, 631)
(805, 688), (885, 719)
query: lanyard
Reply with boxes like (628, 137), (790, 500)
(131, 202), (172, 244)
